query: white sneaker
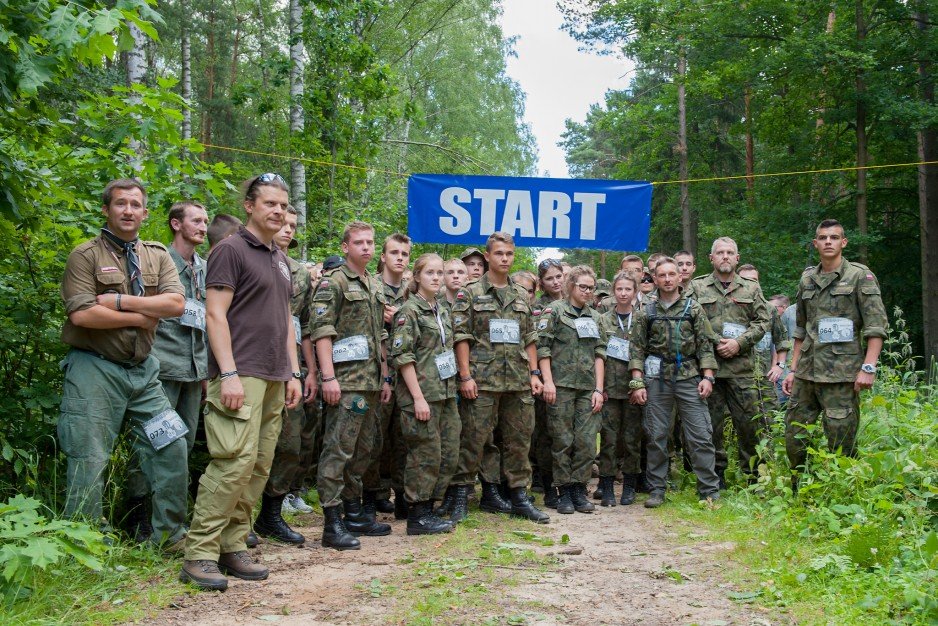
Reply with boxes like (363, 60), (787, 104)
(281, 494), (299, 514)
(289, 493), (314, 514)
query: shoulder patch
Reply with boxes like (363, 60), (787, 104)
(393, 337), (403, 348)
(544, 307), (552, 314)
(866, 273), (874, 280)
(397, 317), (406, 326)
(533, 309), (542, 316)
(456, 292), (466, 300)
(319, 280), (330, 289)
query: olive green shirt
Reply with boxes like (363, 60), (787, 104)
(688, 272), (772, 379)
(629, 294), (718, 381)
(390, 295), (457, 404)
(61, 233), (184, 364)
(452, 274), (537, 392)
(793, 259), (888, 383)
(536, 299), (607, 391)
(151, 246), (208, 381)
(600, 307), (642, 399)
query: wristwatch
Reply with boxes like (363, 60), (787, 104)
(775, 362), (785, 369)
(703, 375), (716, 384)
(383, 376), (394, 384)
(860, 363), (877, 375)
(530, 369), (542, 377)
(292, 371), (303, 380)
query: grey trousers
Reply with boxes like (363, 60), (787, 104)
(644, 377), (719, 497)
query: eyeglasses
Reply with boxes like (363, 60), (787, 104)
(538, 258), (563, 272)
(575, 283), (595, 292)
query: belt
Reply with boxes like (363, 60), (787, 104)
(75, 348), (143, 369)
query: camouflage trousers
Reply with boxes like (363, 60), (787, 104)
(708, 377), (767, 476)
(316, 390), (380, 508)
(547, 387), (601, 486)
(399, 397), (461, 503)
(453, 390), (534, 487)
(297, 397), (323, 491)
(785, 379), (860, 472)
(363, 396), (404, 497)
(598, 397), (643, 476)
(264, 401), (305, 497)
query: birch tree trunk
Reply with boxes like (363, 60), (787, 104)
(289, 0), (307, 237)
(125, 20), (147, 168)
(181, 0), (192, 144)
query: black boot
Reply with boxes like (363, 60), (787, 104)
(362, 490), (380, 518)
(499, 480), (511, 502)
(592, 481), (604, 500)
(619, 474), (637, 505)
(544, 485), (559, 509)
(374, 491), (395, 514)
(321, 505), (360, 551)
(245, 530), (259, 548)
(531, 471), (544, 493)
(343, 498), (392, 537)
(479, 481), (512, 514)
(434, 486), (455, 517)
(428, 500), (455, 531)
(599, 476), (617, 507)
(394, 489), (409, 520)
(407, 501), (453, 535)
(556, 485), (575, 514)
(570, 483), (595, 513)
(254, 494), (305, 544)
(125, 496), (152, 543)
(717, 469), (727, 491)
(509, 487), (550, 524)
(450, 485), (470, 523)
(636, 472), (651, 493)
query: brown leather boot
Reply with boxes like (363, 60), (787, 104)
(218, 551), (269, 581)
(179, 560), (228, 591)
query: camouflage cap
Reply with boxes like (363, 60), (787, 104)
(595, 278), (612, 296)
(460, 247), (488, 271)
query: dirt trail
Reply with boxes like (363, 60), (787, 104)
(148, 488), (779, 626)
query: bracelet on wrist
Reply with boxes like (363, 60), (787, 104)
(115, 293), (122, 311)
(458, 375), (473, 383)
(220, 370), (238, 379)
(321, 375), (336, 382)
(593, 388), (603, 395)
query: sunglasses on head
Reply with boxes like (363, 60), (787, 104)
(248, 172), (287, 194)
(538, 258), (563, 272)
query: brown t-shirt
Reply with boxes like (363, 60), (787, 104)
(206, 226), (293, 381)
(61, 233), (185, 363)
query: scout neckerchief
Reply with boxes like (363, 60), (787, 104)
(102, 228), (144, 296)
(191, 252), (205, 300)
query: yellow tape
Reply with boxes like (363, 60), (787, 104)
(651, 160), (938, 185)
(201, 143), (407, 178)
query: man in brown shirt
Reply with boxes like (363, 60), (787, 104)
(58, 178), (188, 549)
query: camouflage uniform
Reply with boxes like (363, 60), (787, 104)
(689, 273), (772, 478)
(309, 264), (387, 508)
(593, 280), (613, 314)
(629, 294), (720, 497)
(531, 295), (557, 479)
(451, 275), (537, 488)
(599, 308), (643, 476)
(785, 260), (887, 469)
(752, 308), (792, 415)
(537, 300), (607, 486)
(265, 257), (312, 497)
(390, 295), (460, 503)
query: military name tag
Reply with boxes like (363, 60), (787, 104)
(607, 337), (630, 361)
(179, 298), (206, 331)
(293, 315), (302, 345)
(489, 319), (520, 344)
(722, 322), (746, 340)
(435, 349), (457, 380)
(755, 332), (771, 352)
(645, 356), (662, 377)
(574, 317), (600, 339)
(143, 409), (189, 451)
(333, 334), (370, 363)
(818, 317), (854, 344)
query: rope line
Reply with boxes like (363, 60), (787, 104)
(201, 143), (407, 178)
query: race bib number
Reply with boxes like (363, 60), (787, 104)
(293, 316), (302, 345)
(645, 356), (662, 377)
(333, 335), (370, 363)
(489, 319), (520, 344)
(435, 350), (457, 380)
(755, 333), (772, 353)
(179, 298), (206, 332)
(143, 409), (188, 451)
(818, 317), (854, 344)
(722, 322), (746, 340)
(574, 317), (600, 339)
(607, 337), (630, 362)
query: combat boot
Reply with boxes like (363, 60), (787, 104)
(479, 481), (512, 514)
(253, 494), (305, 544)
(544, 485), (559, 509)
(644, 490), (666, 508)
(434, 486), (455, 517)
(599, 476), (617, 507)
(245, 530), (259, 548)
(343, 498), (392, 536)
(218, 550), (269, 581)
(716, 469), (727, 491)
(374, 490), (395, 514)
(450, 485), (470, 523)
(592, 481), (604, 500)
(321, 505), (360, 551)
(393, 489), (409, 520)
(180, 559), (228, 591)
(362, 490), (380, 518)
(125, 496), (153, 543)
(509, 487), (550, 524)
(556, 485), (574, 514)
(571, 483), (595, 513)
(428, 500), (455, 531)
(619, 474), (637, 506)
(407, 501), (453, 535)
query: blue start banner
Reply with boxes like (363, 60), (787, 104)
(407, 174), (652, 251)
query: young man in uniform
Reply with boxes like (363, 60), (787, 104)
(181, 173), (302, 591)
(58, 178), (188, 549)
(449, 232), (549, 524)
(629, 258), (721, 507)
(253, 206), (315, 544)
(688, 238), (773, 487)
(442, 258), (468, 309)
(461, 247), (487, 281)
(674, 250), (697, 290)
(127, 201), (209, 542)
(310, 221), (394, 550)
(782, 219), (887, 492)
(365, 234), (411, 517)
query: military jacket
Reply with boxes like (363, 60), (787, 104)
(688, 273), (771, 379)
(61, 232), (184, 364)
(533, 293), (556, 316)
(793, 259), (887, 383)
(390, 295), (457, 404)
(629, 294), (718, 381)
(452, 274), (538, 392)
(151, 246), (208, 381)
(536, 299), (607, 391)
(600, 307), (643, 399)
(753, 308), (792, 373)
(308, 263), (387, 392)
(289, 257), (313, 365)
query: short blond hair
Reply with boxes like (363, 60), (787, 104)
(342, 220), (374, 243)
(485, 231), (514, 251)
